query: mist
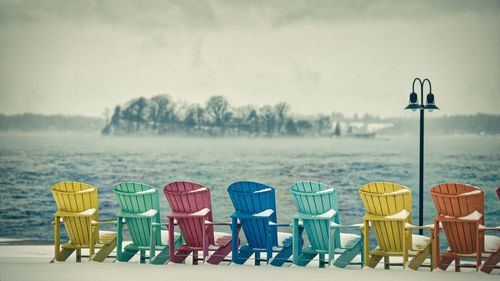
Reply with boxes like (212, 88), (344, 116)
(0, 0), (499, 117)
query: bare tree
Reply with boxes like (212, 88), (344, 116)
(259, 105), (277, 136)
(184, 104), (205, 130)
(151, 95), (176, 132)
(206, 96), (229, 127)
(274, 102), (290, 134)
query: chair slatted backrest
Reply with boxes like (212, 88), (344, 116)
(164, 181), (214, 247)
(430, 183), (485, 254)
(359, 182), (412, 253)
(51, 181), (99, 246)
(113, 182), (161, 246)
(227, 181), (278, 249)
(290, 181), (340, 251)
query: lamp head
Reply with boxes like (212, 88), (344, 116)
(425, 92), (439, 112)
(410, 92), (418, 104)
(404, 92), (420, 111)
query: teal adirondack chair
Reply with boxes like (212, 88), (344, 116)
(290, 181), (364, 268)
(113, 182), (182, 264)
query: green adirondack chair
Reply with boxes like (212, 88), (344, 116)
(113, 182), (182, 264)
(290, 181), (364, 268)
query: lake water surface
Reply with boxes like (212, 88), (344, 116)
(0, 133), (498, 242)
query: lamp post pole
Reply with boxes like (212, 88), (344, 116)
(419, 99), (424, 235)
(406, 78), (438, 235)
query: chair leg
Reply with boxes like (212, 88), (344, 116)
(367, 254), (383, 268)
(56, 248), (75, 262)
(231, 217), (239, 264)
(454, 257), (460, 272)
(481, 249), (500, 274)
(207, 240), (233, 265)
(328, 227), (335, 267)
(119, 245), (139, 262)
(149, 220), (156, 262)
(116, 218), (123, 261)
(433, 220), (440, 270)
(88, 220), (94, 262)
(319, 253), (325, 268)
(292, 218), (300, 266)
(76, 248), (81, 262)
(401, 224), (407, 269)
(384, 256), (390, 270)
(270, 242), (293, 267)
(151, 246), (169, 265)
(408, 244), (430, 270)
(363, 220), (370, 267)
(334, 239), (362, 268)
(92, 237), (116, 262)
(265, 220), (273, 264)
(53, 217), (61, 262)
(439, 256), (454, 271)
(193, 251), (198, 265)
(360, 232), (365, 268)
(476, 226), (480, 271)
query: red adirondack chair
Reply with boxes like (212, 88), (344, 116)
(163, 181), (234, 265)
(480, 187), (500, 273)
(430, 183), (499, 272)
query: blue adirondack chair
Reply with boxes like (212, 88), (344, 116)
(113, 182), (182, 264)
(290, 181), (364, 268)
(227, 181), (299, 266)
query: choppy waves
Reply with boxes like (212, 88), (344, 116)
(0, 133), (498, 243)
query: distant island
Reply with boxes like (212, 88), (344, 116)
(1, 95), (499, 136)
(100, 95), (500, 137)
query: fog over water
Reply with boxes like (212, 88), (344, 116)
(0, 0), (499, 117)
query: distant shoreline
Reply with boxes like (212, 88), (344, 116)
(2, 112), (499, 136)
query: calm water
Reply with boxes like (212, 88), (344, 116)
(0, 133), (498, 242)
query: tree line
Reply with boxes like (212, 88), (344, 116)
(101, 94), (500, 136)
(102, 95), (338, 136)
(1, 103), (498, 136)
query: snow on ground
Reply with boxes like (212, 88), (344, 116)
(0, 245), (497, 281)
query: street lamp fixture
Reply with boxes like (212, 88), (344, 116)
(404, 78), (439, 234)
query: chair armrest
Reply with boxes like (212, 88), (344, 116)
(294, 210), (336, 221)
(117, 209), (158, 219)
(404, 223), (434, 230)
(479, 225), (500, 232)
(330, 222), (365, 230)
(55, 208), (96, 218)
(363, 213), (408, 222)
(268, 222), (291, 228)
(434, 214), (482, 223)
(92, 220), (117, 225)
(168, 208), (210, 219)
(231, 209), (274, 220)
(205, 221), (232, 226)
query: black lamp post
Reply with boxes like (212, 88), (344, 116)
(404, 78), (439, 235)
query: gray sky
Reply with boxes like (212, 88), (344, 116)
(0, 0), (499, 117)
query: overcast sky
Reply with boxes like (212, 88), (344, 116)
(0, 0), (499, 117)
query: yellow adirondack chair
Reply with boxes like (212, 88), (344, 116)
(51, 181), (117, 262)
(359, 182), (434, 270)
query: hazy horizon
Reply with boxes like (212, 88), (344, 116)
(1, 0), (499, 118)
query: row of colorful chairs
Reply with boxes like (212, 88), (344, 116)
(50, 181), (499, 273)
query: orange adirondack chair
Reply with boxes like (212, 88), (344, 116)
(430, 183), (499, 272)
